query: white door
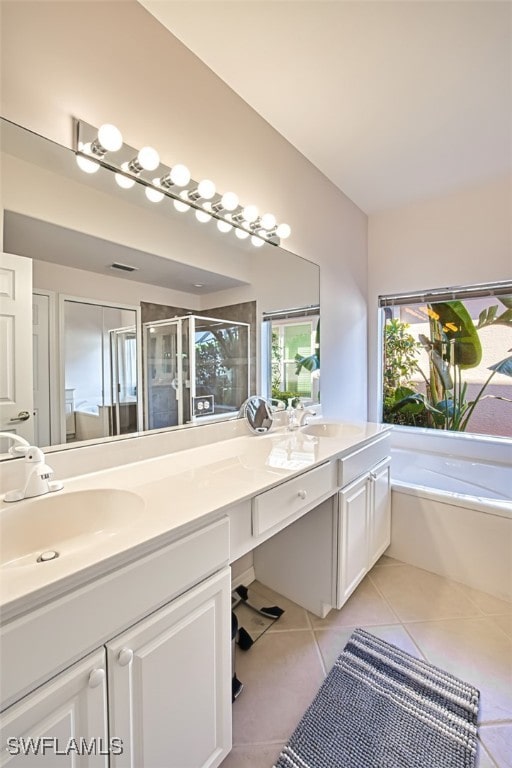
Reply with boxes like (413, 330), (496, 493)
(107, 568), (232, 768)
(337, 474), (370, 607)
(0, 252), (34, 448)
(0, 650), (108, 767)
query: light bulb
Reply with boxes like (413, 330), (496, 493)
(217, 219), (233, 233)
(276, 223), (291, 239)
(174, 198), (190, 213)
(242, 204), (258, 223)
(197, 179), (216, 199)
(251, 235), (265, 248)
(137, 146), (160, 171)
(76, 152), (100, 174)
(235, 228), (249, 240)
(115, 162), (136, 189)
(221, 191), (239, 211)
(97, 123), (123, 152)
(170, 163), (191, 187)
(195, 209), (212, 223)
(145, 186), (164, 203)
(261, 213), (276, 230)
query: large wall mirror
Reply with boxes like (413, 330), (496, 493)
(0, 118), (320, 457)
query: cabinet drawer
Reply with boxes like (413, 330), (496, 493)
(252, 462), (335, 537)
(338, 434), (390, 487)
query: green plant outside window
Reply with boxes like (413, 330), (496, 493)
(382, 295), (512, 437)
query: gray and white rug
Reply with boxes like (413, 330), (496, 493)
(274, 627), (480, 768)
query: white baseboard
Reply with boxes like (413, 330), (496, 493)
(231, 566), (255, 592)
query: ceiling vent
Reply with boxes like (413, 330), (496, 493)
(110, 262), (139, 273)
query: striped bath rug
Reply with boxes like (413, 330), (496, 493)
(274, 628), (480, 768)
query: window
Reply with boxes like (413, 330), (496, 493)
(263, 308), (320, 405)
(379, 282), (512, 438)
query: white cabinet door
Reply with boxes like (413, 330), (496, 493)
(0, 650), (108, 767)
(337, 474), (370, 607)
(107, 568), (232, 768)
(368, 458), (391, 567)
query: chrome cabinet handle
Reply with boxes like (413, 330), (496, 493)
(9, 410), (31, 422)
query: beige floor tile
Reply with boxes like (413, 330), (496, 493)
(405, 617), (512, 722)
(477, 742), (499, 768)
(376, 554), (404, 566)
(220, 743), (285, 768)
(315, 623), (425, 673)
(455, 583), (512, 616)
(247, 581), (310, 631)
(490, 614), (512, 640)
(370, 564), (483, 622)
(309, 575), (397, 629)
(479, 723), (512, 768)
(232, 629), (323, 744)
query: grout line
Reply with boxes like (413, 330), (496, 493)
(311, 626), (327, 678)
(477, 740), (499, 768)
(479, 719), (512, 727)
(367, 570), (403, 623)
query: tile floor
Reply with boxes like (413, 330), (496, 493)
(221, 556), (512, 768)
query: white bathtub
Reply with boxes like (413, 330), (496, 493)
(387, 428), (512, 601)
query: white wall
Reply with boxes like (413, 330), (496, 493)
(0, 0), (368, 421)
(367, 175), (512, 420)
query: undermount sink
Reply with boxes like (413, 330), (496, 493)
(301, 422), (365, 438)
(0, 488), (145, 568)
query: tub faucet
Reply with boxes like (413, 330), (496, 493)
(0, 433), (63, 502)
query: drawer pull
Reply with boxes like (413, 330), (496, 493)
(297, 490), (307, 500)
(118, 648), (134, 666)
(88, 668), (106, 688)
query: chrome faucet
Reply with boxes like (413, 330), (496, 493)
(297, 407), (317, 427)
(0, 433), (63, 502)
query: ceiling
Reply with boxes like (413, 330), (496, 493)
(139, 0), (512, 214)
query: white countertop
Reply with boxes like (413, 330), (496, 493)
(0, 422), (389, 620)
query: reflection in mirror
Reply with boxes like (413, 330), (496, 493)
(144, 314), (249, 429)
(62, 298), (141, 445)
(239, 396), (274, 434)
(0, 117), (320, 457)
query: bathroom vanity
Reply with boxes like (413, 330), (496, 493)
(0, 423), (390, 767)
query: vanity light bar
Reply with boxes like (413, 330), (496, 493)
(74, 120), (291, 248)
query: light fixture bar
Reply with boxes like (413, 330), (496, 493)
(74, 120), (290, 248)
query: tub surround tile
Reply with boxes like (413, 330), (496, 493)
(308, 575), (398, 629)
(479, 723), (512, 768)
(404, 617), (512, 723)
(370, 563), (483, 622)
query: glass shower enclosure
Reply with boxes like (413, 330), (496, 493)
(143, 314), (250, 429)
